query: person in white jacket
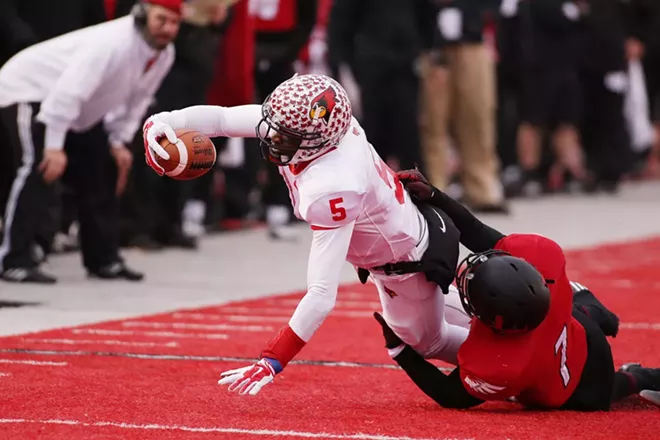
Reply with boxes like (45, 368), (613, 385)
(0, 0), (180, 283)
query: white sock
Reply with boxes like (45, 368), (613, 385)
(183, 199), (207, 237)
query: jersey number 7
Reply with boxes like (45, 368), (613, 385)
(554, 325), (571, 388)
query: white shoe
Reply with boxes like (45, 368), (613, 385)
(640, 390), (660, 407)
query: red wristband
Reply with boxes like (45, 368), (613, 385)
(260, 325), (306, 368)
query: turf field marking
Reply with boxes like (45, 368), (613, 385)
(0, 358), (67, 366)
(70, 328), (229, 339)
(215, 307), (372, 318)
(0, 348), (449, 371)
(122, 321), (274, 332)
(0, 418), (468, 439)
(172, 313), (289, 322)
(23, 339), (178, 348)
(619, 323), (660, 330)
(269, 299), (381, 309)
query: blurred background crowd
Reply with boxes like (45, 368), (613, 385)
(1, 0), (659, 284)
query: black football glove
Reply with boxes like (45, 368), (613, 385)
(373, 312), (403, 349)
(397, 168), (435, 203)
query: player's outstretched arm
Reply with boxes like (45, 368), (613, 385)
(142, 104), (262, 167)
(397, 169), (505, 252)
(374, 313), (483, 409)
(218, 218), (356, 395)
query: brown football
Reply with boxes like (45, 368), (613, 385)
(156, 129), (216, 180)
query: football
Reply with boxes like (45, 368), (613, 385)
(156, 129), (216, 180)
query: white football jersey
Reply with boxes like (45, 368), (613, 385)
(150, 104), (429, 343)
(279, 117), (425, 269)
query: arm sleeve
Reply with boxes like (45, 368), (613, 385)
(151, 104), (263, 139)
(36, 44), (117, 149)
(394, 346), (484, 409)
(260, 221), (355, 367)
(105, 50), (175, 146)
(290, 221), (355, 340)
(285, 190), (362, 340)
(426, 188), (505, 252)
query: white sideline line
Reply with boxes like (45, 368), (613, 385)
(0, 359), (67, 366)
(217, 307), (372, 318)
(24, 339), (179, 348)
(172, 313), (288, 323)
(70, 329), (229, 340)
(0, 418), (460, 440)
(0, 348), (415, 370)
(122, 322), (273, 332)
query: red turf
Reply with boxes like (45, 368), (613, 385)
(0, 237), (659, 439)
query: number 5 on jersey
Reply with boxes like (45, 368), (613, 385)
(329, 197), (346, 222)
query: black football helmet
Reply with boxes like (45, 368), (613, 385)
(456, 250), (552, 333)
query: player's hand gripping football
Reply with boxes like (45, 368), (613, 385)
(142, 116), (179, 176)
(218, 358), (277, 396)
(396, 168), (435, 203)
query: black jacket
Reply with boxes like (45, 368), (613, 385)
(578, 0), (627, 72)
(619, 0), (660, 57)
(0, 0), (106, 65)
(328, 0), (435, 78)
(255, 0), (317, 65)
(528, 0), (583, 70)
(431, 0), (500, 48)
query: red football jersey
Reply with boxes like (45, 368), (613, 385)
(457, 234), (588, 408)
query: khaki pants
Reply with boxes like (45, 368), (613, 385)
(420, 44), (503, 205)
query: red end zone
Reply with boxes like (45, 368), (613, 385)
(1, 238), (659, 439)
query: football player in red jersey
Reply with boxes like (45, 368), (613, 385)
(371, 168), (660, 410)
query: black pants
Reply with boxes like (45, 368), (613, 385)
(62, 123), (121, 271)
(0, 103), (51, 271)
(0, 115), (15, 216)
(580, 69), (634, 183)
(561, 308), (616, 411)
(356, 70), (423, 170)
(520, 68), (582, 129)
(0, 102), (120, 272)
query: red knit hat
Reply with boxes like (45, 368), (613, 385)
(145, 0), (183, 14)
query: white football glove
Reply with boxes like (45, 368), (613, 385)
(142, 116), (179, 176)
(218, 358), (276, 396)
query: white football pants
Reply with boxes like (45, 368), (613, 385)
(372, 273), (470, 365)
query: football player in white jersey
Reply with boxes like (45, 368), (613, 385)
(143, 74), (470, 395)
